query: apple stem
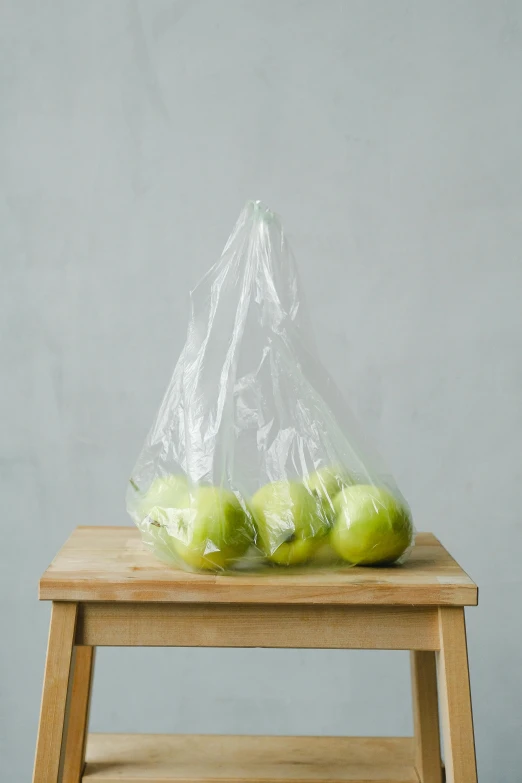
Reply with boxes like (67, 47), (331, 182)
(129, 478), (140, 493)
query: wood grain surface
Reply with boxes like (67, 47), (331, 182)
(76, 602), (439, 650)
(62, 646), (96, 783)
(40, 528), (477, 606)
(83, 734), (420, 782)
(437, 608), (478, 783)
(32, 602), (78, 783)
(410, 651), (442, 783)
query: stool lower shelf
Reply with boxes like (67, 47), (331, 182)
(83, 734), (423, 782)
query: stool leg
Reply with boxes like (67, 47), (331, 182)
(411, 651), (443, 783)
(437, 607), (478, 783)
(62, 646), (96, 783)
(33, 602), (78, 783)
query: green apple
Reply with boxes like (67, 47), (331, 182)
(312, 539), (343, 566)
(306, 465), (355, 499)
(306, 464), (356, 522)
(131, 474), (189, 523)
(331, 484), (413, 566)
(143, 518), (182, 564)
(251, 481), (328, 566)
(168, 486), (253, 571)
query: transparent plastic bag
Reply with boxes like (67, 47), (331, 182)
(126, 201), (414, 572)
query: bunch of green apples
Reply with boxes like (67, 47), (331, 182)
(132, 465), (413, 572)
(250, 465), (413, 567)
(249, 465), (357, 566)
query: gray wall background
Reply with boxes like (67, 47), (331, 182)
(2, 0), (522, 780)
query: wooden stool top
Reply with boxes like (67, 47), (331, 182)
(39, 527), (477, 606)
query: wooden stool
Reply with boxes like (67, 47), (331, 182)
(33, 527), (478, 783)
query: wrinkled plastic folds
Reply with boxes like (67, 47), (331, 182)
(127, 201), (414, 571)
